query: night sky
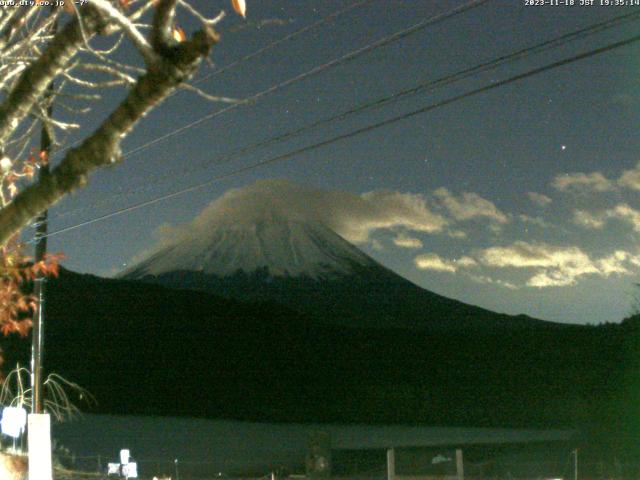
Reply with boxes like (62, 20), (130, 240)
(39, 0), (640, 325)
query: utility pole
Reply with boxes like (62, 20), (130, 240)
(28, 92), (53, 480)
(386, 448), (395, 480)
(28, 84), (54, 480)
(573, 448), (578, 480)
(31, 118), (51, 415)
(29, 9), (56, 480)
(31, 0), (56, 419)
(455, 449), (464, 480)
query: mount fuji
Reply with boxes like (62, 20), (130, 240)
(121, 180), (550, 331)
(5, 181), (629, 431)
(122, 214), (377, 280)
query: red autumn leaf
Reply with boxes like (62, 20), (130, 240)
(172, 27), (186, 43)
(231, 0), (246, 18)
(22, 165), (34, 179)
(0, 244), (63, 339)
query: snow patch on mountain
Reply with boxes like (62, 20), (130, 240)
(125, 216), (377, 278)
(121, 180), (389, 279)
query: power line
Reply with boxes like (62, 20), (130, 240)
(48, 10), (640, 222)
(131, 9), (640, 186)
(184, 0), (379, 89)
(36, 33), (640, 242)
(121, 0), (491, 159)
(42, 0), (492, 223)
(51, 0), (379, 160)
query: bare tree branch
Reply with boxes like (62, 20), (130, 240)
(2, 9), (58, 58)
(151, 0), (179, 52)
(178, 1), (225, 27)
(91, 0), (158, 64)
(75, 62), (137, 84)
(179, 82), (240, 103)
(0, 6), (108, 146)
(0, 26), (219, 245)
(0, 7), (23, 37)
(0, 6), (37, 50)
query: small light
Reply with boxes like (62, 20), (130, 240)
(1, 406), (26, 438)
(0, 156), (12, 173)
(120, 449), (130, 465)
(123, 462), (138, 478)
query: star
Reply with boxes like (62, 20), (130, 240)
(561, 145), (567, 151)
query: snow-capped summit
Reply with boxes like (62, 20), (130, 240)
(121, 179), (380, 279)
(122, 214), (377, 279)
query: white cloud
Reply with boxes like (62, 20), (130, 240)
(433, 187), (508, 224)
(467, 274), (518, 290)
(596, 250), (634, 276)
(412, 254), (515, 289)
(457, 256), (478, 267)
(414, 253), (457, 272)
(551, 162), (640, 194)
(414, 254), (478, 273)
(476, 241), (638, 288)
(526, 271), (578, 288)
(518, 215), (551, 229)
(572, 210), (606, 229)
(188, 179), (447, 245)
(527, 250), (637, 287)
(527, 192), (552, 207)
(447, 230), (467, 239)
(573, 204), (640, 232)
(351, 190), (447, 241)
(618, 162), (640, 190)
(412, 239), (640, 289)
(609, 204), (640, 232)
(478, 242), (595, 271)
(393, 233), (423, 249)
(128, 222), (181, 266)
(552, 172), (614, 193)
(132, 180), (449, 266)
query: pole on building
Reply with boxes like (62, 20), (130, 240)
(387, 448), (395, 480)
(27, 414), (52, 480)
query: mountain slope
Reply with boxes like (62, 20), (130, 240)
(1, 268), (627, 431)
(124, 216), (376, 279)
(121, 205), (552, 331)
(128, 265), (552, 331)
